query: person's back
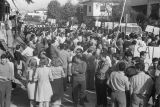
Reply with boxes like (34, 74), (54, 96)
(108, 62), (129, 107)
(109, 70), (129, 92)
(36, 67), (52, 83)
(130, 72), (153, 95)
(59, 49), (70, 70)
(130, 63), (154, 107)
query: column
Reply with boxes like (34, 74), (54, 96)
(159, 3), (160, 18)
(147, 0), (151, 17)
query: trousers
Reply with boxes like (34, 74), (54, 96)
(131, 93), (149, 107)
(111, 91), (126, 107)
(72, 79), (86, 103)
(95, 77), (107, 106)
(0, 81), (12, 107)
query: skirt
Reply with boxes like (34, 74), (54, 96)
(50, 78), (64, 102)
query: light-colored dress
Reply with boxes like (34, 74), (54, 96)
(35, 66), (53, 102)
(27, 68), (36, 100)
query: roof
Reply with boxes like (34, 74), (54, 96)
(126, 0), (160, 6)
(35, 8), (47, 12)
(80, 0), (122, 4)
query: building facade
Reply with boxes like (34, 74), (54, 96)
(0, 0), (10, 21)
(81, 0), (120, 20)
(127, 0), (160, 19)
(26, 9), (47, 22)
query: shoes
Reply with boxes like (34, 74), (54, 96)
(79, 99), (86, 107)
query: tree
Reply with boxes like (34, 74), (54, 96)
(47, 0), (62, 21)
(11, 0), (33, 11)
(24, 0), (33, 4)
(111, 1), (131, 22)
(111, 1), (123, 22)
(61, 0), (77, 20)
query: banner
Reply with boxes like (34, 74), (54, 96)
(145, 25), (160, 35)
(134, 45), (160, 71)
(145, 25), (154, 33)
(95, 21), (101, 27)
(70, 25), (78, 31)
(153, 27), (160, 35)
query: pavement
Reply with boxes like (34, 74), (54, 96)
(11, 80), (97, 107)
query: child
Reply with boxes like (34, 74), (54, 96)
(34, 58), (53, 107)
(26, 58), (37, 107)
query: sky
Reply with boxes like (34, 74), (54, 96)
(7, 0), (80, 12)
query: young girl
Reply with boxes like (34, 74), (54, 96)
(34, 58), (53, 107)
(26, 58), (37, 107)
(50, 56), (65, 107)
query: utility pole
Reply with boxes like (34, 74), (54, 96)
(115, 0), (127, 41)
(147, 0), (151, 18)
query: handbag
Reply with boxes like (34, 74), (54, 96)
(12, 81), (17, 88)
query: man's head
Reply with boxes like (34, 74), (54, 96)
(76, 48), (83, 56)
(1, 54), (7, 65)
(135, 62), (145, 72)
(100, 52), (107, 62)
(118, 62), (126, 71)
(59, 44), (65, 50)
(124, 51), (133, 61)
(152, 58), (159, 67)
(140, 51), (146, 60)
(16, 45), (21, 51)
(75, 54), (82, 63)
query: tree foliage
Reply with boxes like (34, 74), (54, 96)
(61, 1), (77, 20)
(47, 0), (62, 20)
(24, 0), (33, 4)
(111, 2), (123, 21)
(47, 0), (77, 23)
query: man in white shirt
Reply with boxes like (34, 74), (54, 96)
(130, 62), (154, 107)
(59, 33), (66, 44)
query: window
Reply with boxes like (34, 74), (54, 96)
(83, 5), (87, 16)
(100, 5), (105, 12)
(89, 6), (91, 12)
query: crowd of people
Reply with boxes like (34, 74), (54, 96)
(0, 22), (160, 107)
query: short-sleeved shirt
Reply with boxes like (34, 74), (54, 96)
(108, 71), (130, 92)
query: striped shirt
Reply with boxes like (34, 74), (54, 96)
(130, 72), (154, 95)
(108, 71), (130, 92)
(155, 73), (160, 95)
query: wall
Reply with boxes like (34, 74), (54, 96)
(27, 12), (47, 22)
(93, 2), (112, 17)
(85, 2), (93, 16)
(83, 1), (112, 19)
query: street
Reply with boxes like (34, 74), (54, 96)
(11, 82), (97, 107)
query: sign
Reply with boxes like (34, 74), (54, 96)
(70, 25), (78, 31)
(95, 21), (101, 27)
(81, 23), (86, 29)
(134, 45), (160, 71)
(145, 25), (154, 33)
(47, 18), (56, 25)
(153, 27), (160, 35)
(66, 21), (69, 26)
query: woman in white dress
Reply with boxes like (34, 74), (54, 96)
(26, 58), (37, 107)
(34, 58), (53, 107)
